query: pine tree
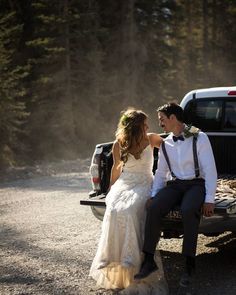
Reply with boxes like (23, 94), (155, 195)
(0, 8), (29, 167)
(25, 0), (70, 160)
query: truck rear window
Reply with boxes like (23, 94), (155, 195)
(224, 101), (236, 130)
(184, 99), (222, 131)
(184, 98), (236, 132)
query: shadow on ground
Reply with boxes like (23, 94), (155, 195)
(161, 233), (236, 295)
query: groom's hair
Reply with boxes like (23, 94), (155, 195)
(157, 102), (184, 122)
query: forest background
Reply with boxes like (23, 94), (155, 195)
(0, 0), (236, 167)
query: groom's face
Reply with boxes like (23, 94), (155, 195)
(158, 111), (173, 133)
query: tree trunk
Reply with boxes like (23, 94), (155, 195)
(185, 0), (194, 85)
(121, 0), (138, 105)
(64, 0), (72, 98)
(63, 0), (76, 144)
(202, 0), (209, 76)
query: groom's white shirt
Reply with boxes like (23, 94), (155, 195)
(151, 131), (217, 203)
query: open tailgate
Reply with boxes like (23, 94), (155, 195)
(80, 195), (236, 215)
(80, 193), (106, 207)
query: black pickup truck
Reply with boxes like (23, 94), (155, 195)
(81, 86), (236, 238)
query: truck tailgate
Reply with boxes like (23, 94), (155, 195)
(80, 195), (236, 215)
(80, 175), (236, 214)
(80, 194), (106, 207)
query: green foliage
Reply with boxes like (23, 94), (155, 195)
(0, 0), (236, 166)
(0, 9), (29, 167)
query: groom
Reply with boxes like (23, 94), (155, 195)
(134, 102), (217, 286)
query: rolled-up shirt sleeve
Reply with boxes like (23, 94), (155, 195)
(198, 133), (217, 203)
(151, 144), (169, 198)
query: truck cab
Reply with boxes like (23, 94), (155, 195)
(181, 87), (236, 174)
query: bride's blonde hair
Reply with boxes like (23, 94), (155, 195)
(115, 108), (148, 163)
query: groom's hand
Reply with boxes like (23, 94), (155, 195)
(146, 198), (153, 209)
(203, 202), (214, 217)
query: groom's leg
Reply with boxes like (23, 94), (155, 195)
(143, 185), (182, 254)
(181, 183), (205, 257)
(179, 183), (205, 287)
(134, 184), (183, 280)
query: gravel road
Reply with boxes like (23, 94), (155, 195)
(0, 162), (236, 295)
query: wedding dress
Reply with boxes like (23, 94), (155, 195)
(89, 145), (169, 295)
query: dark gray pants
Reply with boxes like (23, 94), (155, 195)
(143, 179), (205, 257)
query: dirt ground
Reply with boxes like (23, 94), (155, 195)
(0, 161), (236, 295)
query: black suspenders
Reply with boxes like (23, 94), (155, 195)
(162, 142), (177, 179)
(192, 135), (200, 177)
(162, 135), (200, 179)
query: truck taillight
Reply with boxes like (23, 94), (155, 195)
(90, 146), (103, 191)
(228, 91), (236, 95)
(92, 177), (100, 184)
(90, 163), (100, 190)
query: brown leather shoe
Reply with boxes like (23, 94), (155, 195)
(134, 260), (158, 280)
(179, 272), (192, 287)
(179, 256), (195, 287)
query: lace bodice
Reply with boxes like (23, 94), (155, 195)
(123, 145), (154, 176)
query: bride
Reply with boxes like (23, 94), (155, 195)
(89, 108), (169, 295)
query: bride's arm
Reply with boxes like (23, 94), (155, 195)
(148, 133), (163, 148)
(109, 141), (123, 189)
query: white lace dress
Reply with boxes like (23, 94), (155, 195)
(89, 145), (169, 295)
